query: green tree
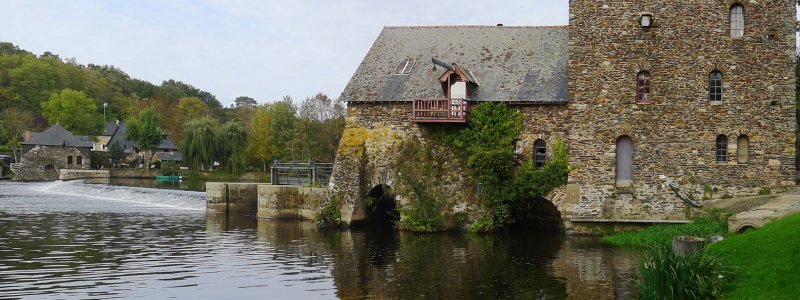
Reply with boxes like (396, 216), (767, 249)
(182, 117), (220, 171)
(126, 107), (165, 172)
(41, 89), (103, 135)
(109, 140), (125, 167)
(220, 120), (248, 173)
(246, 104), (278, 171)
(234, 96), (257, 108)
(0, 108), (34, 161)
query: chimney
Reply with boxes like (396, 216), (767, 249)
(24, 131), (30, 141)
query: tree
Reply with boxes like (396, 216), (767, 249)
(182, 117), (220, 171)
(126, 107), (165, 172)
(173, 96), (211, 141)
(109, 140), (125, 167)
(0, 108), (34, 161)
(220, 120), (248, 173)
(40, 89), (103, 135)
(246, 104), (279, 171)
(234, 96), (257, 108)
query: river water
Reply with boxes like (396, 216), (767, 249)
(0, 181), (639, 299)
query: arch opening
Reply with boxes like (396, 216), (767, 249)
(354, 184), (400, 228)
(737, 225), (756, 234)
(509, 196), (563, 232)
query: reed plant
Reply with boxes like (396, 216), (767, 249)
(635, 246), (733, 299)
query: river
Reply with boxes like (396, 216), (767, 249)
(0, 180), (639, 299)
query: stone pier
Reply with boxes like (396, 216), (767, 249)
(206, 183), (327, 220)
(206, 182), (260, 215)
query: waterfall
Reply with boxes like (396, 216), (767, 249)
(37, 180), (206, 211)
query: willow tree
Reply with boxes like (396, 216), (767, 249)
(220, 120), (247, 173)
(182, 117), (220, 171)
(126, 107), (164, 172)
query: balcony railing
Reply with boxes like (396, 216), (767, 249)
(412, 98), (469, 123)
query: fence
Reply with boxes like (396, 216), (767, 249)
(270, 160), (334, 187)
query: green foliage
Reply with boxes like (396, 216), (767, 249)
(469, 216), (495, 233)
(182, 117), (220, 171)
(0, 107), (34, 160)
(41, 89), (103, 135)
(316, 197), (343, 227)
(635, 246), (733, 300)
(219, 120), (247, 174)
(126, 107), (164, 171)
(108, 140), (125, 164)
(757, 187), (771, 195)
(393, 137), (453, 233)
(160, 161), (179, 176)
(602, 218), (728, 248)
(514, 138), (570, 199)
(707, 212), (800, 299)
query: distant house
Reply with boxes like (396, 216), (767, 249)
(93, 120), (120, 152)
(15, 124), (93, 181)
(105, 121), (181, 164)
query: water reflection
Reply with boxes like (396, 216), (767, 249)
(0, 182), (637, 299)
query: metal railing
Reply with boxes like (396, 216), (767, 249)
(270, 160), (334, 186)
(412, 98), (469, 123)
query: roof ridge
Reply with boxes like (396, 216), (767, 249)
(383, 25), (567, 29)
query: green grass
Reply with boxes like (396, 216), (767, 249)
(602, 218), (727, 247)
(707, 212), (800, 299)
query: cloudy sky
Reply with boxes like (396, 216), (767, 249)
(0, 0), (568, 106)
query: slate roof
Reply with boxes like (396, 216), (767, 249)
(106, 122), (180, 152)
(102, 121), (119, 136)
(22, 124), (94, 148)
(340, 26), (569, 103)
(155, 152), (183, 162)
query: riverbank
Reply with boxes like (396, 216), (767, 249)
(707, 212), (800, 299)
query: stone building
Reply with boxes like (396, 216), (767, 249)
(15, 124), (93, 181)
(330, 1), (797, 231)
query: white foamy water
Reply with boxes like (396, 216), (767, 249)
(37, 180), (207, 211)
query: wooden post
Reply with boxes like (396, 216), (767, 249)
(672, 236), (706, 256)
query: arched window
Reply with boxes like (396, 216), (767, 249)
(730, 4), (744, 39)
(716, 135), (729, 163)
(637, 71), (651, 102)
(534, 139), (547, 169)
(737, 135), (749, 163)
(616, 136), (634, 185)
(709, 71), (723, 102)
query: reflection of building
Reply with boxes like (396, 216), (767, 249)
(16, 124), (93, 181)
(105, 121), (181, 163)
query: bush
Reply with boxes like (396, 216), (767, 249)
(316, 197), (342, 228)
(636, 246), (733, 299)
(757, 187), (771, 195)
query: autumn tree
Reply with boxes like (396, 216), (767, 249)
(126, 107), (165, 172)
(41, 89), (103, 135)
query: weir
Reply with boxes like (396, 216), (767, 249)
(205, 182), (327, 220)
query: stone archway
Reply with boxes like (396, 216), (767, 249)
(352, 184), (400, 227)
(510, 196), (564, 232)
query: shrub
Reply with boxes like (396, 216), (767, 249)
(636, 246), (733, 299)
(316, 197), (342, 228)
(757, 187), (771, 195)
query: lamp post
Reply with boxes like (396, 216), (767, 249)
(103, 103), (107, 121)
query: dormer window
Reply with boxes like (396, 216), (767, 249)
(394, 59), (416, 75)
(451, 81), (467, 99)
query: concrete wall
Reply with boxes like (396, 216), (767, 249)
(59, 169), (110, 180)
(257, 185), (328, 220)
(206, 182), (260, 215)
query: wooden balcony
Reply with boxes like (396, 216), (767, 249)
(412, 98), (469, 123)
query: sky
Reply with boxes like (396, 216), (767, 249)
(0, 0), (568, 107)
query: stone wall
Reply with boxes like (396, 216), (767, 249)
(59, 169), (110, 181)
(567, 0), (797, 220)
(15, 145), (92, 182)
(257, 185), (328, 219)
(206, 182), (260, 215)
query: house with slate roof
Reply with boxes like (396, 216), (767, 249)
(105, 121), (181, 164)
(330, 0), (797, 232)
(15, 124), (94, 181)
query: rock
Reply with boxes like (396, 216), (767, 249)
(707, 235), (724, 243)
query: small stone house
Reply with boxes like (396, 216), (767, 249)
(105, 121), (181, 164)
(15, 124), (93, 181)
(330, 1), (797, 232)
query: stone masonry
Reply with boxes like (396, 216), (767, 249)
(330, 1), (797, 228)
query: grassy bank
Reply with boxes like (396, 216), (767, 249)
(707, 212), (800, 299)
(602, 218), (728, 247)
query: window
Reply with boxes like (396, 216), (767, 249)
(737, 135), (749, 163)
(730, 4), (744, 39)
(709, 71), (723, 102)
(394, 59), (416, 75)
(77, 156), (83, 165)
(67, 156), (73, 165)
(534, 140), (547, 168)
(716, 135), (729, 163)
(451, 81), (467, 99)
(637, 71), (651, 102)
(616, 136), (634, 185)
(44, 164), (54, 171)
